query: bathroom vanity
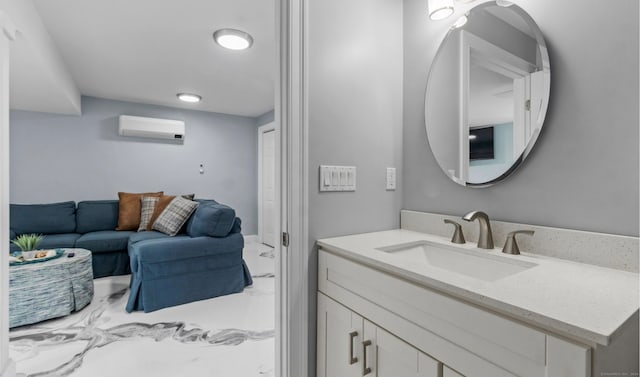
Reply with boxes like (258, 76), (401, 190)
(316, 214), (639, 377)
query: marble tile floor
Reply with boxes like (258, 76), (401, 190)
(9, 241), (275, 377)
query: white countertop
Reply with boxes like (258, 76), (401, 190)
(317, 229), (639, 346)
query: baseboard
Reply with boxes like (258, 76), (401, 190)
(243, 234), (259, 243)
(0, 359), (15, 377)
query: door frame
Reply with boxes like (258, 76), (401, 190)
(0, 10), (16, 377)
(258, 122), (276, 246)
(275, 0), (309, 376)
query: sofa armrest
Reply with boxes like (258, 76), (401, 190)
(129, 233), (244, 270)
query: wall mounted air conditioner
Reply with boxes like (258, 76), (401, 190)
(118, 115), (185, 140)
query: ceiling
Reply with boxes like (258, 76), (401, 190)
(17, 0), (275, 117)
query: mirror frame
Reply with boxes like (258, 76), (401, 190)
(425, 1), (550, 187)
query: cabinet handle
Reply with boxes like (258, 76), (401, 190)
(348, 331), (358, 365)
(362, 340), (372, 376)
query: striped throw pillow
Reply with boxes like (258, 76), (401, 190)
(152, 197), (199, 236)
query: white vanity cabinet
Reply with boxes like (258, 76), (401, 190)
(318, 292), (441, 377)
(317, 248), (595, 377)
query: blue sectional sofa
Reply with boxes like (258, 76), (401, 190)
(10, 200), (131, 278)
(9, 199), (253, 312)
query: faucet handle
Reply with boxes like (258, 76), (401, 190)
(502, 230), (535, 255)
(444, 219), (466, 244)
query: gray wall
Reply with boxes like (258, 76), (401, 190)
(307, 0), (404, 374)
(404, 0), (639, 236)
(10, 96), (260, 234)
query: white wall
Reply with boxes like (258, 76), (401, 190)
(403, 0), (639, 236)
(306, 0), (404, 374)
(10, 96), (261, 234)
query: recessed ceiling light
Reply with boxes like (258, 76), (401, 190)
(213, 29), (254, 50)
(177, 93), (202, 103)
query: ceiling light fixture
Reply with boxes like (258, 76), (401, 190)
(213, 29), (254, 50)
(452, 15), (468, 29)
(177, 93), (202, 103)
(496, 0), (514, 7)
(428, 0), (455, 20)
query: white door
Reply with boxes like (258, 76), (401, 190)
(259, 124), (277, 247)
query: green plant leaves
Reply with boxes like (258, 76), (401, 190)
(11, 234), (44, 252)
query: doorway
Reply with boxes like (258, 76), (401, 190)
(259, 122), (277, 247)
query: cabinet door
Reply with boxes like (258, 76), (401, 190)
(317, 293), (363, 377)
(367, 321), (441, 377)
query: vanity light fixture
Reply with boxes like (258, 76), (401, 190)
(177, 93), (202, 103)
(213, 29), (254, 50)
(428, 0), (455, 20)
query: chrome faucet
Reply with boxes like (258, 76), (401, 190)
(462, 211), (494, 249)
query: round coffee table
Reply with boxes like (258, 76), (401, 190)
(9, 248), (94, 328)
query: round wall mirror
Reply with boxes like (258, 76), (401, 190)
(425, 1), (550, 187)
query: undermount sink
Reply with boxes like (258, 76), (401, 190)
(376, 241), (537, 282)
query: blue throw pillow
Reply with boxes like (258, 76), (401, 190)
(186, 202), (236, 237)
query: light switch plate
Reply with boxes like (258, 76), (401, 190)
(386, 167), (396, 190)
(320, 165), (356, 192)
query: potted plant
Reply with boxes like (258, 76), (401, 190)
(11, 234), (45, 259)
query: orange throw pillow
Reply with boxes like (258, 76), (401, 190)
(116, 191), (163, 230)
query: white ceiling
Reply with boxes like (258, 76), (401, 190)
(25, 0), (275, 117)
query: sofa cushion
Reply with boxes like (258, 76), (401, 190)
(76, 200), (119, 233)
(10, 201), (76, 235)
(76, 231), (134, 253)
(230, 217), (242, 234)
(10, 233), (82, 253)
(186, 201), (236, 237)
(116, 191), (163, 231)
(138, 197), (160, 231)
(128, 231), (171, 245)
(152, 197), (199, 236)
